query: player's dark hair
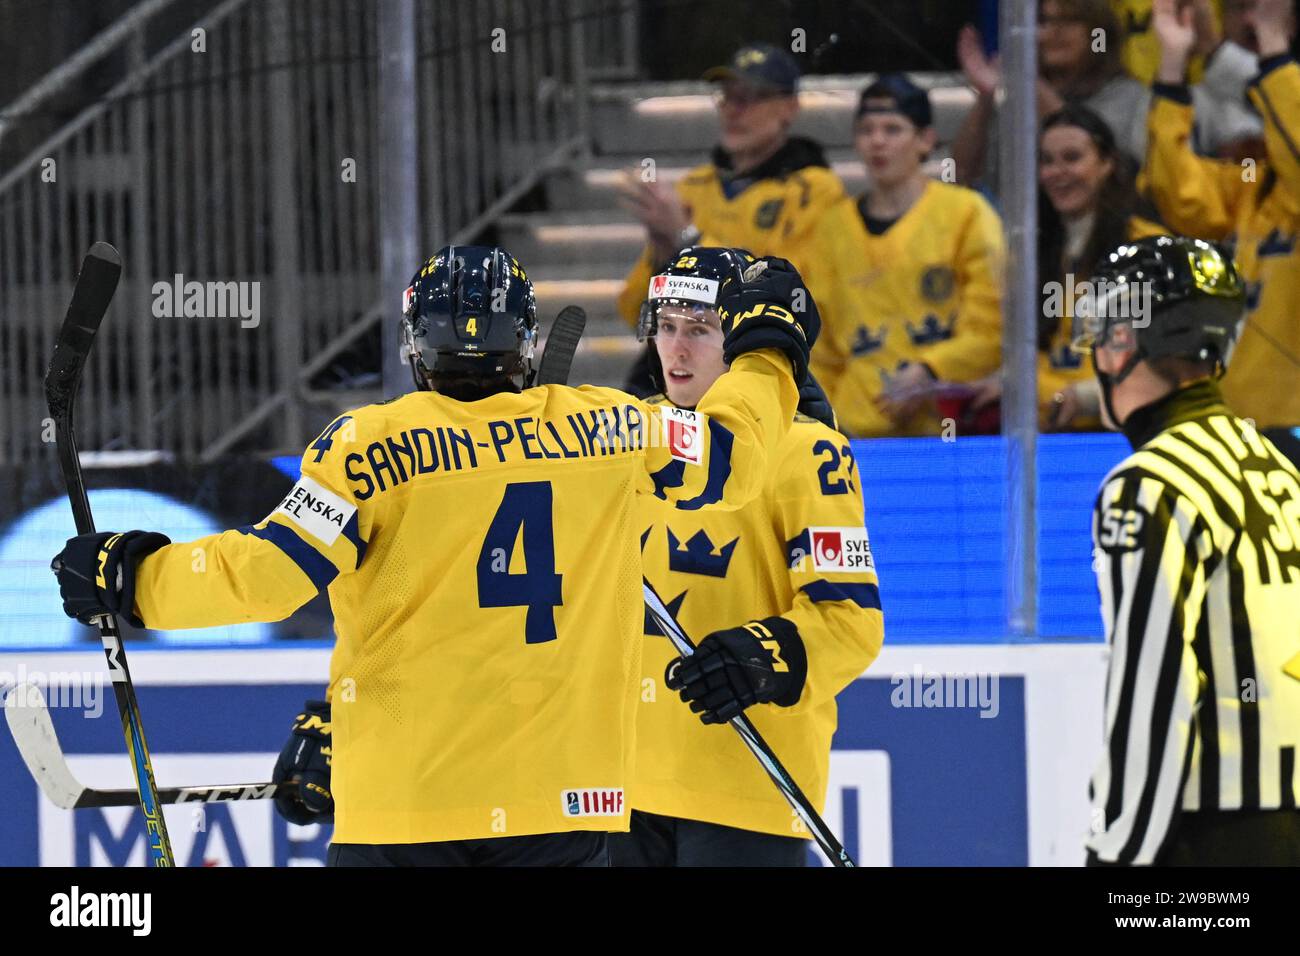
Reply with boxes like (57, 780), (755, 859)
(1146, 354), (1218, 389)
(429, 372), (519, 402)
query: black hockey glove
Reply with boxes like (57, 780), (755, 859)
(797, 371), (838, 430)
(272, 700), (334, 825)
(718, 256), (821, 387)
(50, 530), (171, 627)
(665, 617), (808, 725)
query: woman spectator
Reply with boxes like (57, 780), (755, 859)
(971, 105), (1165, 429)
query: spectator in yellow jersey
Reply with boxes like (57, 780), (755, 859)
(955, 0), (1259, 190)
(972, 106), (1165, 430)
(615, 42), (844, 392)
(803, 74), (1005, 438)
(1141, 0), (1300, 429)
(1115, 0), (1222, 83)
(609, 247), (882, 867)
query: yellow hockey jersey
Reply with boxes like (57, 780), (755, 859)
(1140, 61), (1300, 428)
(802, 180), (1005, 437)
(133, 352), (797, 844)
(634, 400), (884, 838)
(1113, 0), (1219, 85)
(616, 138), (844, 325)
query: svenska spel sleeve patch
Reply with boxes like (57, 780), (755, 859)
(662, 406), (705, 465)
(275, 475), (356, 546)
(809, 526), (873, 572)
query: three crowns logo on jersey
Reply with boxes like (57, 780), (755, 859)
(667, 528), (738, 578)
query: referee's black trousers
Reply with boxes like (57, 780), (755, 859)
(1159, 810), (1300, 865)
(1089, 810), (1300, 866)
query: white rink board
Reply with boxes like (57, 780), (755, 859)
(0, 643), (1107, 866)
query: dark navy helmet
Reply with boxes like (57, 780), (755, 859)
(636, 246), (755, 343)
(636, 245), (755, 395)
(401, 245), (539, 392)
(1071, 236), (1244, 375)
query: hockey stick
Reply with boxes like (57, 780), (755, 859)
(4, 683), (289, 809)
(643, 579), (857, 867)
(44, 243), (174, 865)
(534, 305), (587, 386)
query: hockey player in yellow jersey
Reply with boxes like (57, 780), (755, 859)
(51, 244), (819, 867)
(1142, 0), (1300, 429)
(608, 248), (883, 867)
(802, 74), (1005, 437)
(615, 43), (844, 332)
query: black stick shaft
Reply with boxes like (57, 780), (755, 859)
(46, 244), (176, 867)
(643, 579), (857, 867)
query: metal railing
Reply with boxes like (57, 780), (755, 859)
(0, 0), (639, 463)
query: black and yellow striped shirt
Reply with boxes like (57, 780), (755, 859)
(1087, 379), (1300, 865)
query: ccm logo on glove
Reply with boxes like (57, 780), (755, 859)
(665, 617), (808, 725)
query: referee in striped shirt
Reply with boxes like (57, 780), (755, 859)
(1074, 236), (1300, 866)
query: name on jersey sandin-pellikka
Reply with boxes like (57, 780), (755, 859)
(336, 404), (706, 500)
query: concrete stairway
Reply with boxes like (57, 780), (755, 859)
(506, 72), (974, 388)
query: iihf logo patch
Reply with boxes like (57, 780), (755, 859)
(809, 526), (874, 572)
(662, 406), (704, 465)
(561, 788), (625, 817)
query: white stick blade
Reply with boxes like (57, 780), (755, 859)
(4, 682), (84, 809)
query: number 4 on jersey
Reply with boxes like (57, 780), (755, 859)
(477, 481), (564, 643)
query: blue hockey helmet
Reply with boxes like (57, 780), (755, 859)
(401, 245), (539, 391)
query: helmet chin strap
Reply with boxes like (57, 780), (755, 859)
(1093, 344), (1144, 430)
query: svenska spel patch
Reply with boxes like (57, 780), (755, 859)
(662, 406), (704, 465)
(648, 274), (719, 305)
(809, 526), (873, 572)
(275, 475), (356, 546)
